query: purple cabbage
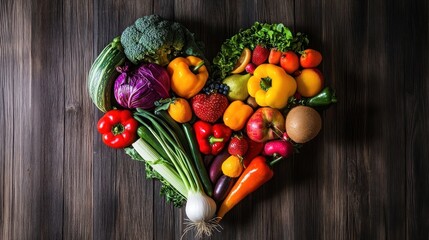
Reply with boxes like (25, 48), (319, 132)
(114, 63), (171, 109)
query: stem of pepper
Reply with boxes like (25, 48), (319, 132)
(269, 155), (284, 166)
(209, 136), (224, 144)
(191, 61), (205, 73)
(112, 124), (124, 135)
(260, 77), (272, 91)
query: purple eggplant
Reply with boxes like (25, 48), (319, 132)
(209, 149), (230, 184)
(213, 175), (235, 202)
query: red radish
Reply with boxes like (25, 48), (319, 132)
(262, 139), (294, 158)
(245, 63), (257, 74)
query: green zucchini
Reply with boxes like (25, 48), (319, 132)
(88, 36), (126, 112)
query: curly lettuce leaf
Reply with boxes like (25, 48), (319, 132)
(213, 22), (309, 79)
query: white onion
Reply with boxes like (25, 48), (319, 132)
(182, 192), (220, 239)
(185, 192), (216, 222)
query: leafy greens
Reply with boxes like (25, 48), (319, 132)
(212, 22), (309, 79)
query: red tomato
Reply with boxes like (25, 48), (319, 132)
(280, 51), (299, 74)
(300, 49), (322, 68)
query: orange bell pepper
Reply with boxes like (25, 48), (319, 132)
(167, 56), (208, 99)
(222, 100), (254, 131)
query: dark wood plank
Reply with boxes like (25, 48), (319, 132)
(62, 0), (94, 238)
(2, 0), (68, 238)
(31, 0), (67, 238)
(0, 0), (35, 238)
(404, 1), (429, 239)
(295, 0), (409, 239)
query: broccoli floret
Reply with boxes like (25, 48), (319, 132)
(120, 15), (205, 66)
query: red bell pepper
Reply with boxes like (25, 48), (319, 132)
(193, 120), (232, 155)
(97, 109), (138, 149)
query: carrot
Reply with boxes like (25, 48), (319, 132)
(216, 156), (274, 220)
(268, 48), (282, 65)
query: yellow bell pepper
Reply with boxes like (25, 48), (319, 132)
(223, 100), (254, 131)
(247, 64), (297, 109)
(167, 56), (208, 99)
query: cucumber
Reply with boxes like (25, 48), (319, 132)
(182, 123), (213, 197)
(88, 36), (126, 112)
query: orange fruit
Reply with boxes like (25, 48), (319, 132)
(300, 49), (322, 68)
(295, 68), (324, 97)
(280, 51), (300, 74)
(231, 48), (252, 74)
(167, 98), (192, 123)
(221, 155), (244, 178)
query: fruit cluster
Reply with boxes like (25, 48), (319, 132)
(175, 44), (336, 209)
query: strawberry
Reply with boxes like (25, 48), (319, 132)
(251, 45), (270, 66)
(191, 93), (229, 123)
(228, 135), (249, 157)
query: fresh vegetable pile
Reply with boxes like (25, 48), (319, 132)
(88, 14), (337, 238)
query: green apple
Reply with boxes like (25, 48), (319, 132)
(222, 73), (251, 101)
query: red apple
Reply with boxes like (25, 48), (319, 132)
(246, 107), (285, 142)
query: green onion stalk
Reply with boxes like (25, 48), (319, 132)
(131, 109), (220, 238)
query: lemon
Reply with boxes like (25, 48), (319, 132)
(231, 48), (251, 74)
(221, 155), (244, 178)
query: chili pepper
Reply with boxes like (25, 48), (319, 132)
(167, 56), (209, 99)
(247, 64), (297, 109)
(302, 86), (337, 107)
(216, 155), (274, 220)
(222, 100), (254, 131)
(97, 109), (138, 148)
(193, 120), (232, 155)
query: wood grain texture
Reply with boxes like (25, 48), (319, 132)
(1, 0), (428, 239)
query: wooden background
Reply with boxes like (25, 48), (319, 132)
(1, 0), (428, 239)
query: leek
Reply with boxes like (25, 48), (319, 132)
(131, 109), (219, 238)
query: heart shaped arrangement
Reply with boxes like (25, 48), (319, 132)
(88, 14), (337, 238)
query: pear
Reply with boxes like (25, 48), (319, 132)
(222, 74), (251, 101)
